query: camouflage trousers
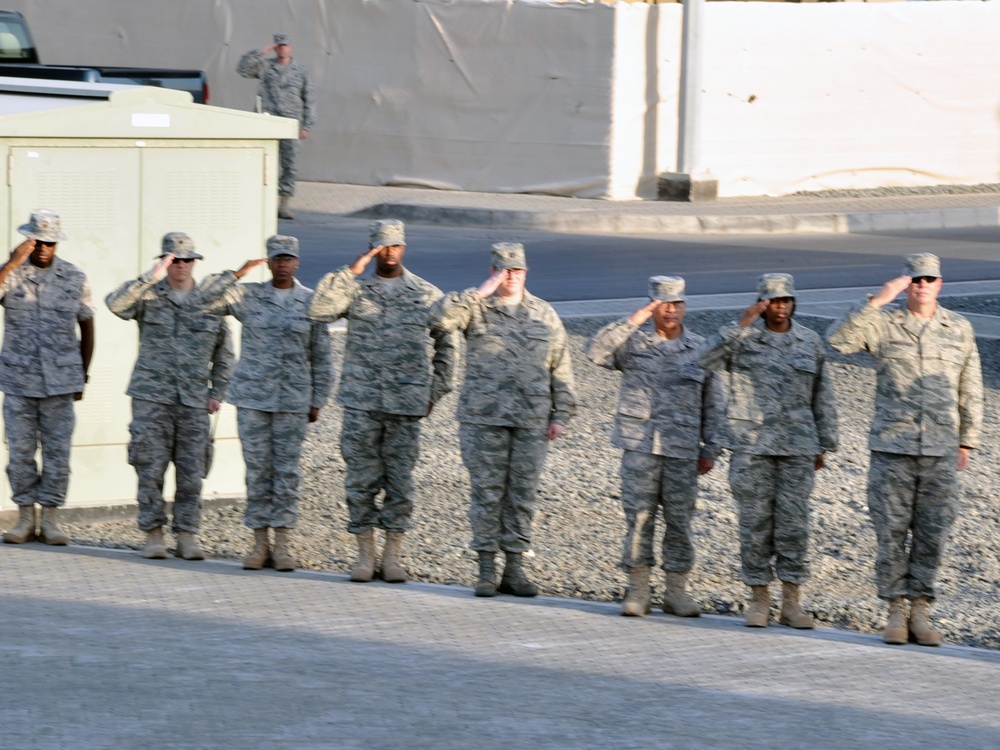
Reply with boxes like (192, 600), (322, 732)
(341, 407), (421, 534)
(3, 393), (75, 507)
(459, 424), (548, 553)
(867, 451), (958, 601)
(729, 452), (815, 586)
(128, 399), (209, 534)
(619, 450), (699, 572)
(278, 139), (301, 197)
(237, 408), (309, 529)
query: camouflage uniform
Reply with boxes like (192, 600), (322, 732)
(237, 38), (316, 197)
(698, 278), (838, 586)
(430, 257), (576, 554)
(105, 245), (234, 534)
(827, 280), (982, 601)
(1, 249), (93, 508)
(587, 314), (724, 572)
(194, 257), (332, 529)
(307, 255), (456, 533)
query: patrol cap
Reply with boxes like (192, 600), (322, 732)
(369, 219), (405, 247)
(648, 276), (686, 303)
(266, 235), (299, 259)
(757, 273), (796, 301)
(158, 232), (203, 260)
(903, 253), (940, 279)
(490, 242), (527, 271)
(18, 209), (67, 243)
(273, 33), (291, 46)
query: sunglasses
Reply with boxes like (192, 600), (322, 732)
(171, 257), (195, 265)
(911, 276), (938, 285)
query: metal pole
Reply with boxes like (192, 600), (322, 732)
(676, 0), (704, 175)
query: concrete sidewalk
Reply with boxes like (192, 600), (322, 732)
(3, 544), (999, 749)
(292, 182), (1000, 236)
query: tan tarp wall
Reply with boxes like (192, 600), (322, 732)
(5, 0), (1000, 198)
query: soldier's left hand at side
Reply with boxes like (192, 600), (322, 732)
(547, 422), (566, 441)
(309, 407), (320, 423)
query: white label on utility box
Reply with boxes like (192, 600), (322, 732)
(132, 113), (170, 128)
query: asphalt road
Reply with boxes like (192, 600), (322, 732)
(283, 218), (1000, 300)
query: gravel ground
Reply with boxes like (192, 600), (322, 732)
(61, 307), (1000, 650)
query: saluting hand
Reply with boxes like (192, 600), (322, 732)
(7, 239), (35, 268)
(234, 258), (269, 279)
(349, 245), (383, 276)
(628, 299), (660, 327)
(738, 300), (769, 328)
(151, 253), (174, 282)
(476, 269), (507, 299)
(870, 276), (912, 309)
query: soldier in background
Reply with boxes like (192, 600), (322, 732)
(237, 33), (316, 220)
(586, 276), (724, 618)
(697, 273), (837, 630)
(106, 232), (234, 561)
(431, 243), (576, 598)
(827, 253), (982, 646)
(308, 219), (456, 584)
(0, 210), (94, 546)
(194, 236), (332, 572)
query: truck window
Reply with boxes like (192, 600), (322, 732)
(0, 17), (37, 61)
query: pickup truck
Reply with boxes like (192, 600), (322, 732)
(0, 9), (208, 103)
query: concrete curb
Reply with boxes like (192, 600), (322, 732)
(352, 202), (1000, 236)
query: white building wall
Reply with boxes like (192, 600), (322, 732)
(5, 0), (1000, 198)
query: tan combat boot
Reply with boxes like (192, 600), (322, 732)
(380, 531), (408, 583)
(498, 551), (538, 597)
(621, 566), (651, 617)
(779, 581), (815, 629)
(175, 531), (206, 561)
(474, 551), (497, 597)
(242, 528), (271, 570)
(883, 597), (908, 645)
(349, 528), (376, 582)
(38, 506), (69, 546)
(662, 571), (701, 617)
(271, 528), (296, 572)
(141, 527), (168, 559)
(908, 596), (942, 647)
(278, 196), (295, 220)
(3, 504), (36, 544)
(745, 585), (771, 628)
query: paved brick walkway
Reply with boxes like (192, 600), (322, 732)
(3, 544), (999, 749)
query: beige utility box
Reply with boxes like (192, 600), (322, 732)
(0, 78), (298, 511)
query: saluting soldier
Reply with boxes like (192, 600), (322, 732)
(827, 253), (982, 646)
(237, 33), (316, 219)
(587, 276), (724, 617)
(430, 243), (576, 598)
(0, 210), (94, 546)
(106, 232), (234, 561)
(193, 235), (332, 572)
(697, 273), (837, 630)
(307, 219), (456, 584)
